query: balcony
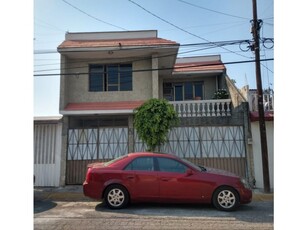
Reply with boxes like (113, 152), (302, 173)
(170, 99), (232, 117)
(248, 91), (274, 112)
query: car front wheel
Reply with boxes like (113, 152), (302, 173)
(212, 186), (239, 211)
(104, 185), (129, 209)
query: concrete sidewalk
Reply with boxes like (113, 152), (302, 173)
(34, 185), (273, 202)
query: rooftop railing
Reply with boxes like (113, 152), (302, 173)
(248, 92), (274, 112)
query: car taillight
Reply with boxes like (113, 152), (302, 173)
(86, 167), (93, 182)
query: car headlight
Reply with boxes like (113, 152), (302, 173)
(240, 178), (250, 189)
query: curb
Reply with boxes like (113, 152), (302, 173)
(34, 187), (273, 202)
(34, 192), (92, 202)
(252, 192), (274, 202)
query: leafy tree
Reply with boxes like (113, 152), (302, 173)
(133, 98), (179, 152)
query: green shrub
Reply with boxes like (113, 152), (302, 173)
(133, 98), (179, 152)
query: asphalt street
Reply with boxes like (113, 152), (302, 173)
(34, 200), (273, 230)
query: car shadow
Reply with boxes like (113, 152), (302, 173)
(34, 200), (57, 214)
(95, 202), (214, 214)
(95, 201), (273, 224)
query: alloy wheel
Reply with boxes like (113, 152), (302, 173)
(107, 188), (125, 207)
(217, 190), (236, 209)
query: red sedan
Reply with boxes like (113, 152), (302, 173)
(83, 152), (252, 211)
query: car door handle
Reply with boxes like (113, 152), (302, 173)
(161, 177), (171, 181)
(126, 175), (135, 179)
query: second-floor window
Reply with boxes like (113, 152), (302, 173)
(89, 64), (132, 92)
(163, 82), (204, 101)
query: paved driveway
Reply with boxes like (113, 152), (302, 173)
(34, 200), (273, 229)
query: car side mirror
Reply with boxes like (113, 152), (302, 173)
(186, 169), (194, 176)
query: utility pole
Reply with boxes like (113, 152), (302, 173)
(251, 0), (270, 193)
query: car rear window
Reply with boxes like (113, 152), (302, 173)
(104, 155), (128, 167)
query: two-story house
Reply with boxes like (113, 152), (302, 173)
(58, 30), (252, 185)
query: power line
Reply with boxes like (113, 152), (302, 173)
(128, 0), (251, 60)
(34, 17), (66, 33)
(177, 0), (249, 20)
(34, 38), (251, 55)
(33, 37), (273, 75)
(34, 38), (252, 54)
(178, 0), (274, 27)
(34, 39), (255, 73)
(34, 58), (274, 77)
(61, 0), (127, 31)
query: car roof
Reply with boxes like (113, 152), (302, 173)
(127, 152), (179, 159)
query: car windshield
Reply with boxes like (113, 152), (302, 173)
(104, 155), (128, 167)
(180, 158), (203, 172)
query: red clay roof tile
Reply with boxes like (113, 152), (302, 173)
(58, 37), (178, 49)
(173, 61), (225, 73)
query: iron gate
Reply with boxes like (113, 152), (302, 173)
(135, 126), (247, 178)
(67, 125), (247, 184)
(66, 127), (128, 184)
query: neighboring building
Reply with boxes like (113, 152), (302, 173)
(240, 85), (274, 191)
(57, 30), (252, 185)
(34, 116), (63, 186)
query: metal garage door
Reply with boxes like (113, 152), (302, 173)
(66, 127), (128, 184)
(135, 126), (247, 178)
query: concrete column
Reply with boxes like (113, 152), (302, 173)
(152, 54), (159, 98)
(59, 55), (67, 111)
(128, 115), (134, 153)
(59, 116), (68, 186)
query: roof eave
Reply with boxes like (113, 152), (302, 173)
(172, 69), (225, 75)
(57, 44), (180, 53)
(60, 109), (134, 116)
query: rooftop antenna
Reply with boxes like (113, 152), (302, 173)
(245, 73), (249, 87)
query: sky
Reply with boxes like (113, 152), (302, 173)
(33, 0), (274, 116)
(3, 1), (307, 227)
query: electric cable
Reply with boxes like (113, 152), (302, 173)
(34, 58), (274, 77)
(177, 0), (250, 20)
(128, 0), (251, 60)
(62, 0), (127, 31)
(34, 39), (253, 73)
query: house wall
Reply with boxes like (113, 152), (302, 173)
(226, 75), (247, 108)
(251, 120), (274, 190)
(61, 57), (154, 106)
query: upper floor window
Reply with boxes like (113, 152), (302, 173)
(163, 82), (203, 101)
(89, 64), (132, 92)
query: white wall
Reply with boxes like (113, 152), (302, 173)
(251, 121), (274, 190)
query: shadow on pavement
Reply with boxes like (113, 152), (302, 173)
(34, 200), (57, 214)
(95, 202), (214, 214)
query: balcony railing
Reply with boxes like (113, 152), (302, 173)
(170, 99), (232, 117)
(248, 92), (274, 112)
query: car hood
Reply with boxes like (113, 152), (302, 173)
(204, 167), (238, 178)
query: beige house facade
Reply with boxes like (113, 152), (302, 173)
(57, 30), (254, 187)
